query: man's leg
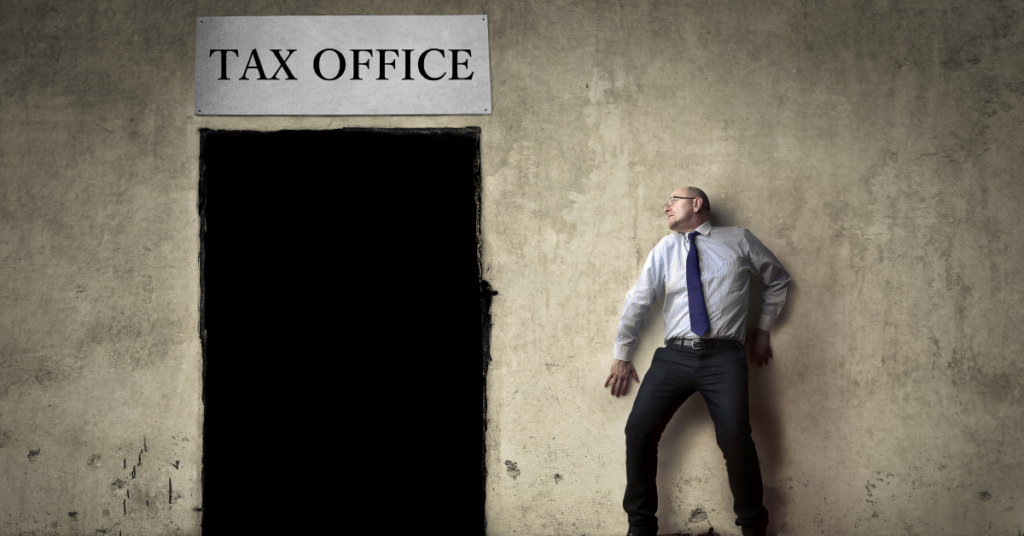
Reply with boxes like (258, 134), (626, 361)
(623, 347), (697, 536)
(697, 345), (769, 534)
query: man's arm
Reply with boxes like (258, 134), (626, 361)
(606, 246), (664, 396)
(744, 231), (791, 366)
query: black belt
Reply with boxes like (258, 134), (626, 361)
(665, 338), (741, 350)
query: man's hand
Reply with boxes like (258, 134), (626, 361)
(746, 328), (773, 367)
(604, 359), (640, 397)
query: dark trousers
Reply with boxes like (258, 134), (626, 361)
(623, 344), (768, 535)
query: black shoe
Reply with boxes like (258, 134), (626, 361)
(741, 510), (769, 536)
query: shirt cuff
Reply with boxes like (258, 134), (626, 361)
(614, 344), (632, 362)
(757, 314), (776, 332)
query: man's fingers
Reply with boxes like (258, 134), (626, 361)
(606, 366), (638, 397)
(609, 374), (623, 396)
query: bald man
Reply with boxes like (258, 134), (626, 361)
(605, 187), (790, 536)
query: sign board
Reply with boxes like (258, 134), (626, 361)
(195, 16), (492, 115)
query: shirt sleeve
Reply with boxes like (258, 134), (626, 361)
(744, 230), (791, 332)
(613, 244), (665, 361)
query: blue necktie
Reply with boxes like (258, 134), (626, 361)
(687, 232), (710, 338)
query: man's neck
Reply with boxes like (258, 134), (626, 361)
(675, 217), (710, 234)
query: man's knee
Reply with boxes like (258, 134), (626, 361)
(624, 415), (645, 441)
(715, 423), (754, 454)
(625, 414), (661, 446)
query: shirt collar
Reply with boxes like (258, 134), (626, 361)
(683, 221), (713, 239)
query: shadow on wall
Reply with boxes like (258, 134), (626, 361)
(650, 204), (795, 533)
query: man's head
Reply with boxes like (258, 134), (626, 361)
(664, 186), (710, 233)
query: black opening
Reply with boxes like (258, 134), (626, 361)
(199, 128), (487, 533)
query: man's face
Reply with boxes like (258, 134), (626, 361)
(664, 188), (699, 232)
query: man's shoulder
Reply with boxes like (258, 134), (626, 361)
(641, 233), (682, 260)
(708, 225), (753, 239)
(709, 226), (777, 253)
(653, 232), (685, 248)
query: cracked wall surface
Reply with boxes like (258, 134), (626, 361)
(1, 1), (1023, 535)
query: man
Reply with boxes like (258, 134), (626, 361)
(604, 187), (790, 536)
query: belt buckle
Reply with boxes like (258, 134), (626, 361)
(690, 339), (704, 350)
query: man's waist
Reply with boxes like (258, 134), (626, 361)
(665, 337), (743, 350)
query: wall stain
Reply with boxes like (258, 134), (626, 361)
(980, 491), (992, 501)
(67, 511), (78, 520)
(87, 454), (102, 466)
(667, 527), (716, 536)
(27, 448), (40, 461)
(554, 473), (562, 484)
(762, 485), (784, 506)
(31, 354), (84, 389)
(688, 507), (708, 523)
(0, 430), (10, 448)
(504, 460), (521, 480)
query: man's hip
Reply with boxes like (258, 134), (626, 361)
(664, 337), (743, 351)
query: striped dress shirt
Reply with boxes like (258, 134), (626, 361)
(614, 221), (791, 362)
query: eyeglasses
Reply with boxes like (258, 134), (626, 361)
(664, 196), (696, 208)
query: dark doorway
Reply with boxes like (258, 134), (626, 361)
(199, 128), (486, 533)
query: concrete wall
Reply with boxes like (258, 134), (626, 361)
(1, 1), (1022, 535)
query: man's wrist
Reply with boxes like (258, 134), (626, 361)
(757, 314), (775, 332)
